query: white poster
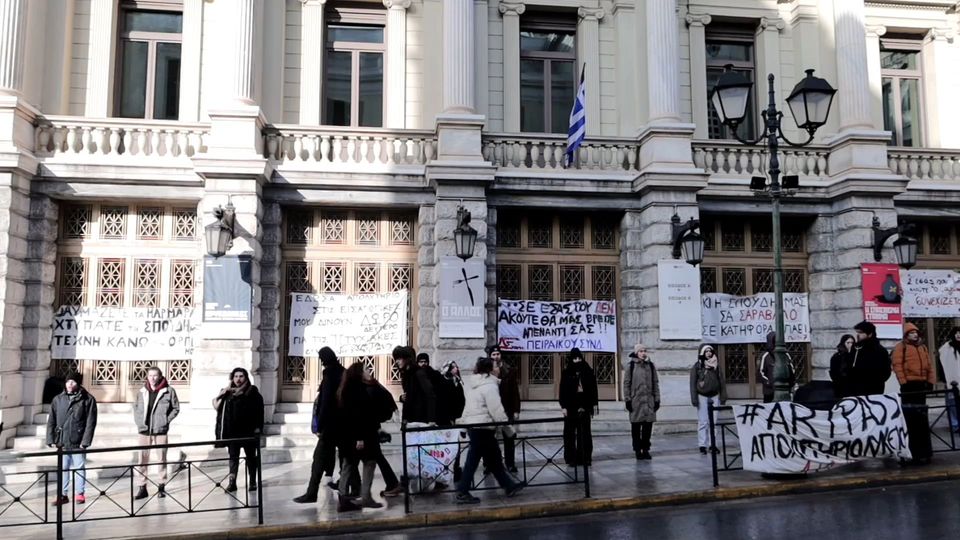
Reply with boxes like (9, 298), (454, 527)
(51, 306), (198, 360)
(288, 291), (408, 357)
(658, 259), (702, 340)
(497, 299), (617, 353)
(701, 292), (810, 343)
(902, 269), (960, 317)
(439, 256), (486, 338)
(733, 395), (911, 474)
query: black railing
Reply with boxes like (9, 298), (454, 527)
(401, 415), (591, 513)
(709, 384), (960, 487)
(0, 436), (263, 540)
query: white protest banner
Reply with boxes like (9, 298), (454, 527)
(51, 306), (198, 360)
(733, 395), (911, 474)
(405, 425), (460, 493)
(288, 291), (408, 357)
(902, 269), (960, 317)
(497, 299), (617, 353)
(701, 292), (810, 344)
(658, 259), (702, 340)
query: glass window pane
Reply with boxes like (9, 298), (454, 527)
(153, 42), (181, 120)
(550, 61), (575, 134)
(900, 78), (921, 147)
(881, 77), (898, 145)
(706, 41), (752, 63)
(324, 51), (352, 126)
(328, 25), (384, 44)
(358, 52), (383, 127)
(119, 40), (148, 118)
(880, 49), (918, 70)
(520, 30), (575, 53)
(124, 11), (182, 33)
(520, 59), (545, 132)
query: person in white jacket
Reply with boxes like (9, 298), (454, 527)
(454, 357), (526, 504)
(938, 326), (960, 433)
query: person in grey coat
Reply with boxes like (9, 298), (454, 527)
(46, 372), (98, 506)
(623, 343), (660, 460)
(132, 366), (181, 500)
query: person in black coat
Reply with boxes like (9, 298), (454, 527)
(559, 348), (598, 466)
(829, 334), (856, 398)
(335, 362), (384, 512)
(213, 367), (264, 492)
(46, 372), (98, 506)
(396, 346), (437, 425)
(294, 346), (345, 503)
(850, 321), (893, 396)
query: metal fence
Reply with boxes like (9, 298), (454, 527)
(0, 437), (263, 540)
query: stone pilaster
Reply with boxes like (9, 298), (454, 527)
(576, 7), (603, 137)
(258, 201), (282, 419)
(756, 18), (786, 135)
(645, 0), (680, 124)
(384, 0), (411, 128)
(179, 0), (204, 121)
(832, 0), (873, 131)
(864, 25), (887, 133)
(0, 0), (27, 96)
(499, 2), (524, 132)
(921, 28), (960, 148)
(442, 0), (475, 113)
(473, 0), (489, 118)
(299, 0), (327, 125)
(84, 0), (118, 117)
(685, 12), (712, 139)
(228, 0), (258, 106)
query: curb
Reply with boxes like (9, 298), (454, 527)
(122, 465), (960, 540)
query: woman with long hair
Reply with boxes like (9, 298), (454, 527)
(830, 334), (856, 398)
(213, 367), (264, 492)
(938, 326), (960, 433)
(335, 362), (383, 511)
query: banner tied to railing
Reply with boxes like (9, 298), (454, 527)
(288, 291), (408, 357)
(51, 306), (199, 360)
(497, 299), (618, 353)
(733, 394), (911, 474)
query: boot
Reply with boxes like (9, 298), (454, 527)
(225, 475), (238, 493)
(158, 483), (166, 499)
(359, 461), (382, 509)
(134, 485), (148, 500)
(337, 494), (361, 512)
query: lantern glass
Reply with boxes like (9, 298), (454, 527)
(786, 69), (836, 131)
(681, 232), (705, 267)
(454, 225), (477, 261)
(893, 235), (918, 270)
(710, 67), (753, 126)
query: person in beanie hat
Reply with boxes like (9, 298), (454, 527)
(487, 344), (521, 473)
(850, 321), (892, 396)
(294, 346), (348, 503)
(46, 372), (98, 506)
(623, 344), (660, 460)
(558, 347), (598, 466)
(133, 366), (180, 500)
(397, 346), (437, 425)
(892, 323), (935, 464)
(690, 344), (726, 454)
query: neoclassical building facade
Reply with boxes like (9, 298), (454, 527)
(1, 0), (959, 448)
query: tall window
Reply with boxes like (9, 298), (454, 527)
(881, 39), (924, 147)
(519, 17), (576, 134)
(324, 6), (385, 127)
(116, 1), (182, 120)
(706, 30), (756, 140)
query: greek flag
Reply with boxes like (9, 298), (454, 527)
(565, 64), (586, 168)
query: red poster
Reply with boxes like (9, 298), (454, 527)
(861, 264), (903, 339)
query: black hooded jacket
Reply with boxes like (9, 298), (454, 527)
(850, 336), (892, 396)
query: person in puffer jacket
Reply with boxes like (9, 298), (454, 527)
(892, 322), (935, 464)
(454, 357), (526, 505)
(690, 344), (726, 455)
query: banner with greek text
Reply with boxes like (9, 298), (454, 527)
(288, 291), (408, 357)
(902, 269), (960, 317)
(51, 306), (199, 360)
(496, 299), (617, 353)
(700, 293), (810, 344)
(733, 395), (911, 474)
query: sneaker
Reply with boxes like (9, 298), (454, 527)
(505, 481), (527, 498)
(360, 499), (384, 509)
(433, 481), (449, 492)
(327, 480), (340, 491)
(380, 485), (404, 498)
(293, 493), (318, 504)
(337, 496), (362, 512)
(455, 492), (481, 505)
(225, 480), (238, 493)
(508, 465), (518, 474)
(134, 485), (148, 500)
(158, 484), (166, 499)
(642, 451), (652, 460)
(699, 446), (707, 455)
(51, 495), (69, 507)
(74, 493), (86, 504)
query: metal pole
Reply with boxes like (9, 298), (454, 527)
(56, 446), (63, 540)
(580, 413), (590, 498)
(256, 435), (264, 525)
(401, 425), (410, 514)
(708, 403), (719, 487)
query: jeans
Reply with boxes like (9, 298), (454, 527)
(227, 442), (259, 485)
(456, 429), (517, 494)
(563, 413), (593, 465)
(697, 395), (719, 448)
(137, 434), (168, 488)
(61, 451), (86, 496)
(947, 391), (959, 432)
(630, 422), (653, 453)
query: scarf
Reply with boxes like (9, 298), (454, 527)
(145, 377), (168, 393)
(705, 358), (719, 370)
(230, 380), (251, 397)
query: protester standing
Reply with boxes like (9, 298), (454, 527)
(829, 334), (857, 398)
(851, 321), (893, 396)
(397, 346), (437, 425)
(559, 348), (598, 466)
(488, 345), (521, 473)
(133, 367), (180, 500)
(294, 346), (345, 503)
(335, 363), (384, 511)
(213, 367), (264, 492)
(46, 372), (98, 506)
(440, 361), (466, 481)
(892, 323), (935, 464)
(454, 357), (526, 504)
(938, 326), (960, 433)
(623, 344), (660, 460)
(690, 344), (726, 455)
(758, 332), (794, 403)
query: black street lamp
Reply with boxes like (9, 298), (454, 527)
(453, 205), (478, 261)
(671, 214), (706, 267)
(711, 65), (836, 402)
(872, 218), (919, 269)
(205, 201), (236, 258)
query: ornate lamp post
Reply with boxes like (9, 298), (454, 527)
(872, 218), (919, 269)
(205, 200), (236, 258)
(711, 67), (837, 402)
(453, 205), (478, 261)
(671, 214), (706, 267)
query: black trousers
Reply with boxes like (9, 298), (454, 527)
(503, 413), (517, 468)
(375, 446), (400, 490)
(901, 381), (933, 461)
(304, 431), (337, 497)
(227, 442), (259, 484)
(563, 414), (593, 465)
(630, 422), (653, 453)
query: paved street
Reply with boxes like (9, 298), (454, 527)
(327, 480), (960, 540)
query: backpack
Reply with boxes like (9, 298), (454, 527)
(427, 369), (457, 420)
(371, 383), (398, 423)
(697, 365), (721, 396)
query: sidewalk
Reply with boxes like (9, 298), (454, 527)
(3, 431), (959, 540)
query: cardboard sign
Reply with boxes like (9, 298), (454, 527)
(700, 293), (810, 343)
(658, 259), (702, 340)
(862, 264), (903, 340)
(288, 291), (408, 357)
(51, 306), (198, 360)
(497, 299), (617, 353)
(901, 269), (960, 317)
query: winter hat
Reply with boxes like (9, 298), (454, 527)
(485, 344), (502, 355)
(853, 321), (877, 336)
(318, 346), (338, 367)
(697, 344), (715, 361)
(416, 352), (430, 364)
(569, 347), (584, 361)
(64, 372), (83, 385)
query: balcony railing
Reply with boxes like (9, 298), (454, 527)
(266, 126), (437, 170)
(692, 140), (830, 179)
(483, 133), (639, 172)
(35, 117), (208, 160)
(888, 147), (960, 182)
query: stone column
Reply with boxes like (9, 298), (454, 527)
(576, 7), (603, 136)
(228, 0), (257, 106)
(384, 0), (411, 128)
(756, 17), (786, 136)
(85, 0), (118, 117)
(613, 2), (638, 136)
(474, 0), (489, 118)
(832, 0), (873, 131)
(685, 13), (711, 139)
(646, 0), (681, 124)
(921, 28), (960, 148)
(442, 0), (475, 113)
(0, 0), (27, 95)
(499, 2), (524, 132)
(178, 0), (204, 121)
(864, 25), (886, 133)
(299, 0), (327, 125)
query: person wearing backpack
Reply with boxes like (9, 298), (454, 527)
(690, 344), (726, 455)
(366, 366), (404, 498)
(623, 344), (660, 460)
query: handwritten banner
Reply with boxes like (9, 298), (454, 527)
(733, 395), (911, 474)
(405, 426), (459, 493)
(288, 291), (408, 357)
(497, 299), (617, 353)
(51, 306), (198, 360)
(701, 293), (810, 344)
(902, 269), (960, 317)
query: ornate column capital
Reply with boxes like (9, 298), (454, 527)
(685, 13), (712, 27)
(577, 6), (605, 22)
(926, 27), (955, 43)
(299, 0), (327, 5)
(865, 24), (887, 38)
(499, 2), (525, 16)
(758, 16), (785, 33)
(382, 0), (411, 9)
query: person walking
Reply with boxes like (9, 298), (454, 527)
(829, 334), (857, 398)
(294, 346), (345, 504)
(938, 326), (960, 433)
(690, 344), (726, 455)
(758, 332), (794, 403)
(133, 367), (180, 500)
(892, 323), (936, 464)
(335, 362), (384, 512)
(488, 345), (521, 474)
(366, 367), (404, 498)
(623, 344), (660, 460)
(454, 357), (526, 504)
(213, 367), (264, 492)
(559, 348), (598, 466)
(46, 372), (98, 506)
(850, 321), (892, 396)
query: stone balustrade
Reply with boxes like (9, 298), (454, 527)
(692, 140), (830, 179)
(35, 116), (208, 159)
(266, 126), (437, 168)
(482, 133), (639, 171)
(887, 148), (960, 182)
